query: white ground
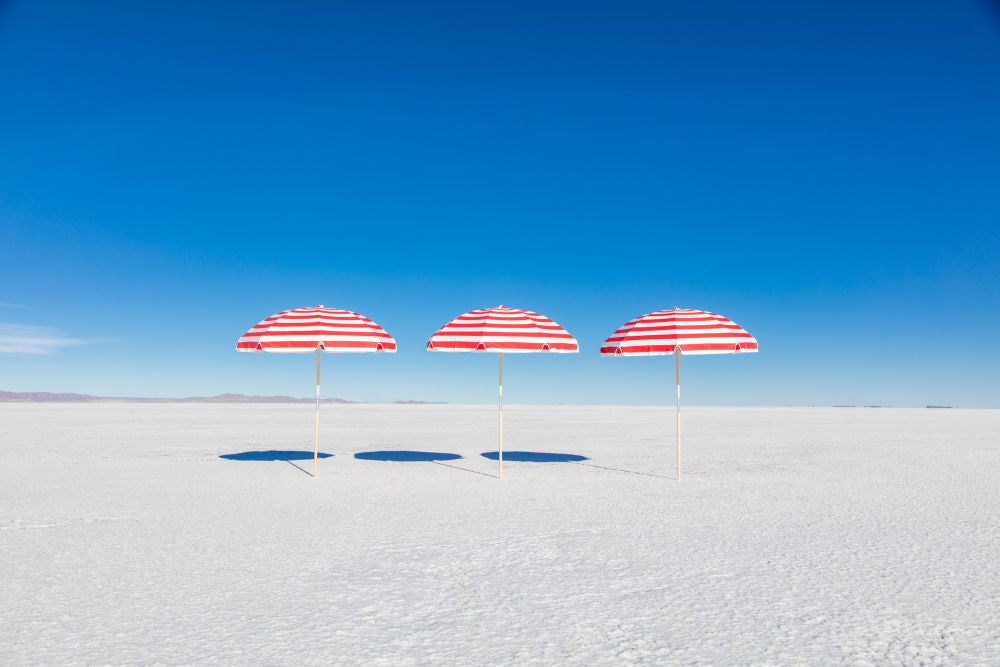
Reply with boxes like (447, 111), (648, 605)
(2, 404), (999, 665)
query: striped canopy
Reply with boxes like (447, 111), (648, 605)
(426, 305), (578, 353)
(236, 305), (396, 353)
(600, 308), (757, 356)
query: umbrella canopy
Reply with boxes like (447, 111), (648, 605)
(427, 305), (578, 478)
(237, 305), (396, 477)
(600, 308), (757, 356)
(426, 305), (578, 353)
(601, 307), (756, 479)
(237, 305), (396, 353)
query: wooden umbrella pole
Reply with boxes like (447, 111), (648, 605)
(314, 347), (320, 478)
(498, 351), (503, 480)
(675, 347), (681, 480)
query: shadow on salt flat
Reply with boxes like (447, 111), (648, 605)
(575, 462), (676, 479)
(480, 451), (588, 462)
(355, 450), (462, 462)
(219, 450), (334, 461)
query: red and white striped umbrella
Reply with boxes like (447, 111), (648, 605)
(601, 307), (757, 479)
(427, 305), (578, 478)
(426, 305), (578, 353)
(237, 305), (396, 353)
(236, 305), (396, 477)
(600, 308), (757, 356)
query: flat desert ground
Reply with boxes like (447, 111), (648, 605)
(2, 404), (999, 664)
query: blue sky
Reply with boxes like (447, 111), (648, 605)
(1, 1), (998, 406)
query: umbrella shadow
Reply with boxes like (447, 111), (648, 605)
(354, 450), (497, 478)
(354, 450), (462, 462)
(219, 450), (333, 477)
(220, 450), (334, 461)
(480, 451), (589, 462)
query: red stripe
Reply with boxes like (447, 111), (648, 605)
(260, 321), (377, 328)
(238, 340), (396, 350)
(452, 317), (554, 325)
(645, 309), (720, 315)
(605, 332), (754, 342)
(250, 327), (388, 335)
(437, 328), (568, 335)
(601, 342), (758, 354)
(429, 341), (578, 351)
(629, 316), (731, 326)
(453, 312), (549, 320)
(277, 315), (370, 322)
(431, 331), (575, 339)
(600, 344), (680, 354)
(443, 322), (563, 329)
(273, 309), (358, 315)
(616, 323), (740, 332)
(249, 329), (389, 338)
(273, 313), (371, 320)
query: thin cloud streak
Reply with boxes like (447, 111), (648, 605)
(0, 323), (88, 355)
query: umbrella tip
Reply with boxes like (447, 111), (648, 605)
(499, 304), (505, 308)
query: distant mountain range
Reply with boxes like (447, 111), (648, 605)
(0, 390), (441, 405)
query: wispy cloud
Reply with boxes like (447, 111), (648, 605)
(0, 303), (24, 308)
(0, 323), (89, 355)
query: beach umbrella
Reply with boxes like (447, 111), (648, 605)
(600, 308), (757, 479)
(426, 305), (578, 478)
(236, 305), (396, 477)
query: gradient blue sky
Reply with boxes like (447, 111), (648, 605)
(1, 1), (998, 406)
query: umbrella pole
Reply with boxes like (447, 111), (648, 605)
(498, 351), (503, 479)
(314, 347), (320, 478)
(675, 348), (681, 480)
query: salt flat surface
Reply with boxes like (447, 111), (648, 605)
(1, 404), (999, 665)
